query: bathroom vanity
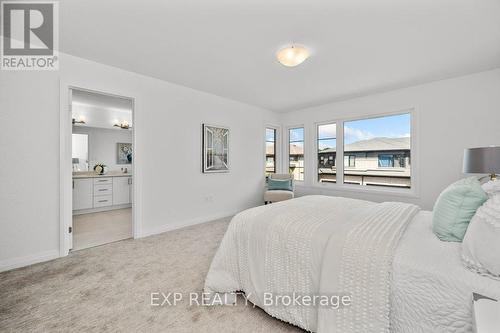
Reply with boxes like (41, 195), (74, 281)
(73, 171), (132, 215)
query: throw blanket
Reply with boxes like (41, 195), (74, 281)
(204, 195), (420, 332)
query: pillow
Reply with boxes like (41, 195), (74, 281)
(267, 178), (293, 191)
(481, 179), (500, 196)
(432, 177), (488, 242)
(462, 193), (500, 279)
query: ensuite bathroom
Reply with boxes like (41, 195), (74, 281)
(71, 88), (134, 251)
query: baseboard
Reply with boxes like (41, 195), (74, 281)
(0, 211), (238, 272)
(139, 210), (238, 238)
(0, 249), (60, 273)
(73, 204), (132, 216)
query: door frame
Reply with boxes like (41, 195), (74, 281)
(59, 85), (139, 256)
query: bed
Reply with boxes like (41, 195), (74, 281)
(204, 195), (500, 333)
(391, 210), (500, 332)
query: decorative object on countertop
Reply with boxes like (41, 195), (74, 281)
(463, 146), (500, 181)
(93, 163), (108, 175)
(432, 177), (488, 242)
(117, 143), (132, 164)
(462, 180), (500, 280)
(202, 124), (229, 173)
(264, 173), (294, 204)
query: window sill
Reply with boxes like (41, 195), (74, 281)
(296, 182), (419, 199)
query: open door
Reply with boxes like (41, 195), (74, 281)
(68, 87), (134, 251)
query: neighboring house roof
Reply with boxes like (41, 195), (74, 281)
(270, 137), (410, 156)
(317, 137), (410, 154)
(266, 144), (304, 155)
(289, 144), (304, 155)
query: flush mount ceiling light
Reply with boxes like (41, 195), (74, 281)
(276, 45), (310, 67)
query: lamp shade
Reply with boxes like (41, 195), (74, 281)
(463, 146), (500, 174)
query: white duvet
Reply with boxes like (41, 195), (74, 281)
(204, 195), (419, 332)
(391, 211), (500, 333)
(204, 195), (500, 332)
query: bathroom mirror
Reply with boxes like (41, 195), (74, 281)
(72, 133), (89, 171)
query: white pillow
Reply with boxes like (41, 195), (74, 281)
(462, 181), (500, 279)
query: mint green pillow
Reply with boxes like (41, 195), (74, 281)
(267, 178), (293, 191)
(432, 177), (488, 242)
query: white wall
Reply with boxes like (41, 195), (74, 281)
(0, 70), (61, 269)
(0, 53), (278, 271)
(280, 69), (500, 210)
(1, 53), (498, 271)
(72, 127), (133, 171)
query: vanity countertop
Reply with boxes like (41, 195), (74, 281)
(73, 171), (132, 179)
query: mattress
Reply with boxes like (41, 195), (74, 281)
(391, 211), (500, 333)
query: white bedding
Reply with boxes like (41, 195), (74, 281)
(204, 195), (500, 332)
(391, 211), (500, 333)
(205, 195), (418, 332)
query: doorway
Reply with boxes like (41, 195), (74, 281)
(69, 88), (135, 251)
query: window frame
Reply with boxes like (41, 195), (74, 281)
(312, 108), (418, 198)
(286, 125), (305, 182)
(315, 121), (338, 184)
(265, 127), (278, 175)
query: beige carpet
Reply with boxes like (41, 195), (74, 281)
(0, 217), (303, 333)
(73, 208), (133, 251)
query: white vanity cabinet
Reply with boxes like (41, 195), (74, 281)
(72, 178), (93, 210)
(113, 176), (132, 205)
(72, 174), (132, 214)
(93, 177), (113, 208)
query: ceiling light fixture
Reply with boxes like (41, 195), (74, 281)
(276, 45), (310, 67)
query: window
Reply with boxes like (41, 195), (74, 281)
(343, 113), (411, 188)
(266, 128), (276, 175)
(289, 127), (304, 181)
(378, 154), (394, 167)
(317, 123), (336, 183)
(378, 154), (407, 168)
(345, 155), (356, 167)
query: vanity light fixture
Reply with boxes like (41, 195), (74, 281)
(72, 116), (86, 125)
(276, 45), (310, 67)
(113, 121), (132, 130)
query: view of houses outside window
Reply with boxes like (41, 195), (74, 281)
(343, 113), (411, 188)
(317, 123), (337, 182)
(289, 127), (305, 181)
(265, 128), (276, 175)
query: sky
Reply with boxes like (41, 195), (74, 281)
(278, 113), (411, 150)
(266, 128), (276, 142)
(344, 113), (411, 145)
(289, 127), (304, 142)
(318, 123), (336, 150)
